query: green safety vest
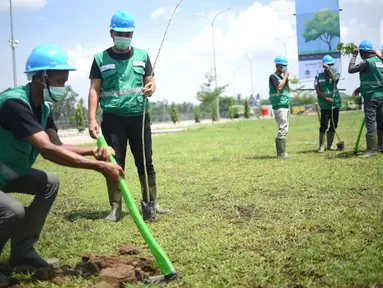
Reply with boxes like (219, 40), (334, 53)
(0, 84), (50, 189)
(94, 47), (150, 116)
(269, 73), (290, 110)
(316, 72), (341, 110)
(359, 56), (383, 100)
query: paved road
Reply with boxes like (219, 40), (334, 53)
(59, 118), (236, 145)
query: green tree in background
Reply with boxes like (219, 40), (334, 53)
(171, 102), (179, 124)
(194, 105), (201, 123)
(74, 98), (85, 133)
(196, 73), (229, 121)
(211, 101), (218, 121)
(244, 97), (250, 118)
(302, 9), (340, 51)
(229, 106), (234, 119)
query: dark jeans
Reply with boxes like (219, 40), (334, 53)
(0, 169), (59, 259)
(364, 97), (383, 133)
(320, 108), (339, 133)
(101, 113), (155, 176)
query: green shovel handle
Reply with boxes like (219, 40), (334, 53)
(96, 134), (176, 277)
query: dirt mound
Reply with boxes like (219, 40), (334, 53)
(9, 245), (161, 288)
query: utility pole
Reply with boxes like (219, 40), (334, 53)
(284, 35), (293, 58)
(248, 58), (254, 98)
(233, 66), (243, 97)
(9, 0), (19, 87)
(193, 7), (231, 120)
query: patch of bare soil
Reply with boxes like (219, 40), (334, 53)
(8, 245), (161, 288)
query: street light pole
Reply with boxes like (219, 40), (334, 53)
(233, 66), (243, 97)
(8, 0), (19, 87)
(283, 35), (293, 58)
(193, 7), (231, 120)
(248, 58), (254, 98)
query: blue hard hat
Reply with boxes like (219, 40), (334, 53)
(274, 56), (288, 65)
(358, 40), (374, 51)
(322, 55), (334, 65)
(110, 10), (135, 32)
(24, 44), (76, 73)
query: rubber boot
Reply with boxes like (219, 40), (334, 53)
(359, 133), (378, 158)
(276, 138), (291, 159)
(139, 174), (169, 222)
(326, 131), (336, 151)
(139, 174), (157, 222)
(378, 130), (383, 153)
(9, 249), (58, 272)
(0, 272), (9, 288)
(318, 133), (325, 153)
(104, 182), (122, 222)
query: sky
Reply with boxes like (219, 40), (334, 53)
(0, 0), (383, 107)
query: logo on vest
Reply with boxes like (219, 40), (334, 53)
(100, 64), (116, 72)
(133, 61), (145, 68)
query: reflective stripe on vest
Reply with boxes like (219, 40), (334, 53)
(100, 88), (142, 97)
(0, 161), (19, 180)
(270, 93), (288, 97)
(360, 81), (383, 85)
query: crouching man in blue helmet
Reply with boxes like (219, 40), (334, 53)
(88, 10), (169, 222)
(315, 55), (341, 153)
(269, 56), (292, 159)
(0, 44), (124, 286)
(348, 40), (383, 157)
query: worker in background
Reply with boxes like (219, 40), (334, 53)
(0, 44), (124, 287)
(269, 56), (292, 159)
(314, 55), (341, 152)
(88, 10), (169, 222)
(349, 40), (383, 157)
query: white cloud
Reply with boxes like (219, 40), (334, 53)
(0, 0), (47, 11)
(62, 0), (382, 108)
(176, 0), (297, 97)
(151, 6), (181, 20)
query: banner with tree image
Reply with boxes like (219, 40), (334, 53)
(295, 0), (341, 80)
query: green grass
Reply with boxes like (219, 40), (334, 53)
(298, 50), (339, 55)
(2, 111), (383, 288)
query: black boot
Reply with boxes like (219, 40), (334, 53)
(104, 182), (122, 222)
(378, 130), (383, 153)
(326, 131), (336, 151)
(139, 174), (169, 222)
(9, 249), (58, 271)
(0, 272), (9, 288)
(275, 138), (291, 159)
(359, 133), (378, 158)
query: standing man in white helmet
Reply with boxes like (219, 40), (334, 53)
(0, 44), (124, 287)
(88, 10), (169, 222)
(269, 56), (292, 159)
(349, 40), (383, 157)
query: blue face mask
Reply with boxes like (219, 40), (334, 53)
(42, 73), (66, 103)
(43, 86), (66, 102)
(114, 37), (132, 50)
(281, 66), (287, 73)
